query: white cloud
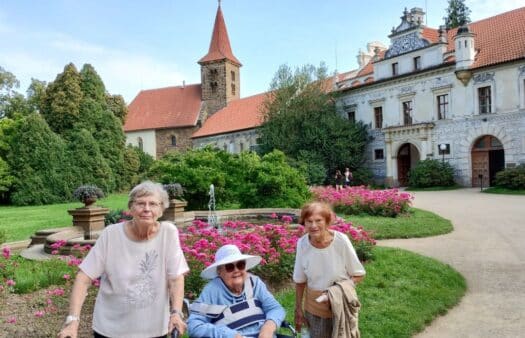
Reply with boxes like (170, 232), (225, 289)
(0, 28), (192, 102)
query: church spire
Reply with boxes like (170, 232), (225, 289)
(198, 3), (241, 66)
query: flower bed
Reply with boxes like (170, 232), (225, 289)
(181, 217), (375, 298)
(311, 186), (413, 217)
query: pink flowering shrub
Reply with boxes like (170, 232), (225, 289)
(181, 217), (375, 298)
(311, 186), (413, 217)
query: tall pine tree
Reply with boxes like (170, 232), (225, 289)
(41, 63), (82, 135)
(444, 0), (471, 29)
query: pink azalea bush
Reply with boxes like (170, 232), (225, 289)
(181, 216), (375, 298)
(311, 186), (413, 217)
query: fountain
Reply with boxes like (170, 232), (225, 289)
(207, 184), (220, 232)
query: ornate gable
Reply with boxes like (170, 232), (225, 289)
(385, 7), (430, 58)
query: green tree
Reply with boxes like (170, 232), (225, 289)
(444, 0), (471, 29)
(42, 63), (83, 134)
(66, 128), (115, 192)
(7, 113), (73, 205)
(259, 63), (368, 183)
(106, 94), (128, 123)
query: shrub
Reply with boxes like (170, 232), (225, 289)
(408, 159), (455, 188)
(104, 209), (132, 226)
(147, 148), (310, 210)
(351, 167), (374, 186)
(311, 186), (413, 217)
(494, 164), (525, 189)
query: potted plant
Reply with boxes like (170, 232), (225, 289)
(163, 183), (184, 200)
(73, 184), (105, 207)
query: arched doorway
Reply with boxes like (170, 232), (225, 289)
(471, 135), (505, 187)
(397, 143), (420, 186)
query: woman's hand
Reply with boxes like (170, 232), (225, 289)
(57, 321), (79, 338)
(258, 319), (277, 338)
(294, 307), (307, 332)
(169, 313), (187, 336)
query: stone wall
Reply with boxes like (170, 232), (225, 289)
(156, 127), (199, 158)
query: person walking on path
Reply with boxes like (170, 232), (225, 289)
(334, 170), (344, 191)
(343, 168), (353, 187)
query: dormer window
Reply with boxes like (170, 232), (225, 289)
(392, 62), (399, 76)
(413, 56), (421, 71)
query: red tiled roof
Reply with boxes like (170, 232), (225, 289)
(124, 84), (201, 131)
(458, 7), (525, 68)
(198, 5), (241, 66)
(192, 92), (267, 138)
(421, 27), (439, 43)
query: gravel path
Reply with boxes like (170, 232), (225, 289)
(379, 188), (525, 338)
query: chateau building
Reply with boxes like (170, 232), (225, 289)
(335, 7), (525, 187)
(124, 4), (525, 188)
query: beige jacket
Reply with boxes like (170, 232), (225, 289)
(327, 279), (361, 338)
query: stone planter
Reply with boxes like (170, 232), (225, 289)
(160, 199), (187, 223)
(68, 206), (109, 240)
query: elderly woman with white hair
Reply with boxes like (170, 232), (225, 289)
(187, 244), (285, 338)
(58, 181), (189, 338)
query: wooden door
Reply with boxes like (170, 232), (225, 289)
(471, 151), (489, 187)
(397, 144), (411, 186)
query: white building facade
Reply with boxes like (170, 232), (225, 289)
(336, 7), (525, 187)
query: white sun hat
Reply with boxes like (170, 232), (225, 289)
(200, 244), (262, 279)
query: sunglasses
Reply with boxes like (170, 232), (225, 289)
(223, 260), (246, 273)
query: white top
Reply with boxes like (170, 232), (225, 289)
(293, 230), (365, 290)
(80, 221), (189, 338)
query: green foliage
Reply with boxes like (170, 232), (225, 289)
(259, 63), (368, 184)
(148, 148), (310, 210)
(42, 63), (83, 135)
(494, 164), (525, 190)
(444, 0), (471, 29)
(0, 228), (5, 245)
(106, 94), (128, 123)
(238, 150), (311, 208)
(292, 150), (327, 186)
(351, 167), (374, 186)
(408, 159), (455, 188)
(120, 146), (141, 191)
(66, 128), (115, 192)
(80, 64), (107, 103)
(7, 113), (74, 205)
(104, 209), (132, 226)
(128, 144), (155, 174)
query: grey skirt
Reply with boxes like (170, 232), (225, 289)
(305, 311), (332, 338)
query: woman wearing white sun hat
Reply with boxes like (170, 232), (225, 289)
(187, 244), (285, 338)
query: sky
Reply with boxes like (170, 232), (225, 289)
(1, 0), (524, 103)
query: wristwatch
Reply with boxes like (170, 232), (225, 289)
(65, 315), (80, 325)
(170, 309), (185, 320)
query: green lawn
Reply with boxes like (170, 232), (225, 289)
(276, 246), (466, 338)
(0, 194), (128, 242)
(482, 187), (525, 195)
(345, 207), (453, 239)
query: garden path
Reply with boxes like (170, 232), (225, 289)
(379, 188), (525, 338)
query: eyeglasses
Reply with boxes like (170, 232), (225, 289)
(134, 201), (161, 209)
(223, 260), (246, 273)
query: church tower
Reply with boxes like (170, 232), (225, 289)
(199, 2), (242, 117)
